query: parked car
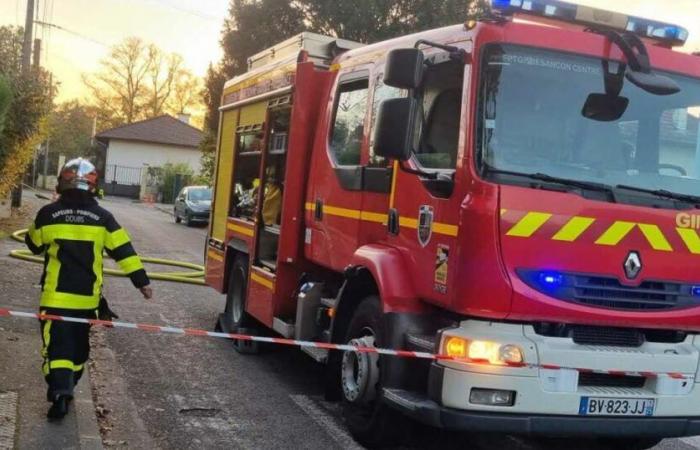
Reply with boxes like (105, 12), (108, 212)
(174, 186), (212, 226)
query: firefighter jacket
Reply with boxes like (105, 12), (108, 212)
(25, 196), (149, 310)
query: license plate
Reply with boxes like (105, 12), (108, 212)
(579, 397), (655, 416)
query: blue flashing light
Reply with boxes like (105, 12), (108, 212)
(626, 18), (689, 45)
(692, 286), (700, 298)
(537, 271), (564, 288)
(489, 0), (689, 46)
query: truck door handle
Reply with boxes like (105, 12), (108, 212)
(387, 208), (399, 235)
(314, 199), (323, 221)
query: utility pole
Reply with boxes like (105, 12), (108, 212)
(33, 38), (41, 69)
(13, 0), (36, 207)
(21, 0), (35, 74)
(42, 73), (52, 190)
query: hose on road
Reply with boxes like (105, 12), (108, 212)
(9, 229), (206, 286)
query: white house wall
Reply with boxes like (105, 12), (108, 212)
(105, 139), (202, 183)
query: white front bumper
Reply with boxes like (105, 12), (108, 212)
(438, 320), (700, 416)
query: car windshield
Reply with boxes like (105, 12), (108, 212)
(188, 188), (212, 201)
(478, 44), (700, 203)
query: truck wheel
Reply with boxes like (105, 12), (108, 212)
(340, 296), (402, 447)
(225, 255), (254, 331)
(174, 210), (181, 223)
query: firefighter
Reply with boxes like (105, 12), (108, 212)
(24, 158), (153, 420)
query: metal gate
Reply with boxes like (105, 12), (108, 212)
(103, 164), (142, 199)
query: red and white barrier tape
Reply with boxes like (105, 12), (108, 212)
(0, 307), (691, 381)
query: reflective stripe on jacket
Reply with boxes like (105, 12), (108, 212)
(25, 196), (149, 310)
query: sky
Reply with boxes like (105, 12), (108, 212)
(0, 0), (699, 104)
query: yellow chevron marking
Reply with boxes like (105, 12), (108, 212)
(638, 224), (673, 252)
(251, 272), (274, 290)
(227, 223), (254, 237)
(506, 212), (552, 237)
(595, 221), (636, 246)
(552, 217), (595, 242)
(677, 228), (700, 254)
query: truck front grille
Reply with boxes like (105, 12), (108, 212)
(573, 275), (680, 310)
(517, 269), (699, 311)
(572, 326), (643, 347)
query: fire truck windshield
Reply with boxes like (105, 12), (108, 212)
(478, 44), (700, 206)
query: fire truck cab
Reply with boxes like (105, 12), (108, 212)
(206, 1), (700, 447)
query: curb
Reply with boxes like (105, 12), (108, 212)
(75, 367), (103, 450)
(153, 205), (174, 217)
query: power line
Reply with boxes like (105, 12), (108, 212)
(144, 0), (220, 22)
(34, 20), (110, 48)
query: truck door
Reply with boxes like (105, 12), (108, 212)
(386, 57), (466, 304)
(307, 69), (371, 270)
(357, 72), (404, 245)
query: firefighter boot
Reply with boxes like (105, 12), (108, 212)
(47, 395), (70, 421)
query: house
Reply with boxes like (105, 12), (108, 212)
(96, 115), (203, 198)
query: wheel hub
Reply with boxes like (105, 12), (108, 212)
(341, 335), (379, 404)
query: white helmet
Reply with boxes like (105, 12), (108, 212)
(57, 158), (98, 194)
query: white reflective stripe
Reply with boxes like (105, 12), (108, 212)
(159, 327), (186, 334)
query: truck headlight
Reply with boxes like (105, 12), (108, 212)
(442, 336), (524, 365)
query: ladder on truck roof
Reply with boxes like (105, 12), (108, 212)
(246, 32), (363, 71)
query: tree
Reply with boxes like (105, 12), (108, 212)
(145, 46), (183, 117)
(0, 26), (52, 197)
(171, 70), (201, 115)
(220, 0), (306, 77)
(47, 101), (96, 173)
(0, 75), (12, 135)
(83, 38), (202, 129)
(295, 0), (488, 43)
(84, 37), (151, 127)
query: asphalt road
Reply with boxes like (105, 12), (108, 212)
(45, 197), (700, 449)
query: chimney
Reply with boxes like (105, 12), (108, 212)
(177, 113), (191, 125)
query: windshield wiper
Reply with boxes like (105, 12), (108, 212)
(486, 167), (616, 198)
(615, 184), (700, 205)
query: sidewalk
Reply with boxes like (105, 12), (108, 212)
(0, 192), (103, 449)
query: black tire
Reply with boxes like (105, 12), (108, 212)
(174, 209), (181, 223)
(340, 296), (403, 448)
(225, 255), (254, 331)
(184, 211), (192, 227)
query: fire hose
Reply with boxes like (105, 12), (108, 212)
(8, 229), (206, 285)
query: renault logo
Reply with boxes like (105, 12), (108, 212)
(624, 251), (642, 279)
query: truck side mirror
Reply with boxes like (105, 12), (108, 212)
(384, 48), (424, 89)
(373, 97), (419, 161)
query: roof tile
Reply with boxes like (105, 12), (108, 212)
(96, 115), (203, 148)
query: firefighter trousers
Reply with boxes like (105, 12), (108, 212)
(39, 308), (96, 401)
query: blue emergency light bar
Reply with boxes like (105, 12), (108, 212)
(491, 0), (689, 46)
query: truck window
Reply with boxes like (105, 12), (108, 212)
(330, 78), (369, 166)
(414, 61), (464, 170)
(231, 129), (264, 221)
(478, 44), (700, 204)
(369, 77), (403, 167)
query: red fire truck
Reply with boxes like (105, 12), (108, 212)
(205, 1), (700, 446)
